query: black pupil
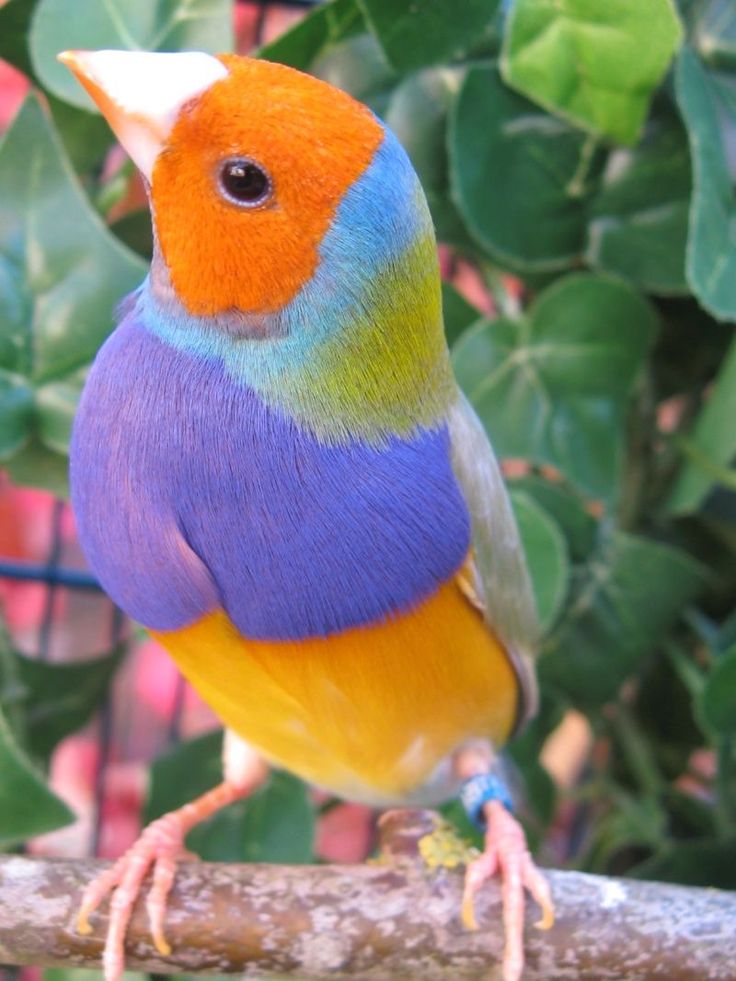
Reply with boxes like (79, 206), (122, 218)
(222, 161), (268, 203)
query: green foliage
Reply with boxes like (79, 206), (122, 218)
(0, 625), (123, 845)
(146, 732), (316, 863)
(30, 0), (234, 109)
(0, 95), (145, 491)
(501, 0), (683, 145)
(1, 0), (736, 892)
(358, 0), (500, 71)
(0, 707), (73, 846)
(452, 274), (658, 502)
(510, 490), (569, 630)
(450, 66), (604, 272)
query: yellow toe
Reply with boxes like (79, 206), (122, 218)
(153, 931), (172, 957)
(535, 901), (555, 931)
(461, 891), (479, 931)
(76, 908), (93, 936)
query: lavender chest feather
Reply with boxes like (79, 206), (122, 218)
(71, 316), (470, 641)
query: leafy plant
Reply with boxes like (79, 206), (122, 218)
(0, 0), (735, 890)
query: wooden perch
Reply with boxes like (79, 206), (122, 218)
(1, 810), (734, 979)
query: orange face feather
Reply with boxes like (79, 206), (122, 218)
(152, 56), (384, 315)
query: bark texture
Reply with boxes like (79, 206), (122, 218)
(1, 810), (734, 979)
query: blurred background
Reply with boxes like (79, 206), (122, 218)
(0, 0), (735, 977)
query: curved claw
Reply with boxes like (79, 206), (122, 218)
(74, 765), (266, 981)
(76, 814), (186, 981)
(461, 800), (554, 981)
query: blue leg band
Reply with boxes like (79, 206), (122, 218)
(460, 773), (514, 830)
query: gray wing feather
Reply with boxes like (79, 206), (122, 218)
(447, 392), (539, 725)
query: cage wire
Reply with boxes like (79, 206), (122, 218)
(0, 0), (320, 867)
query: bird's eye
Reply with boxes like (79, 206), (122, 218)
(218, 158), (272, 207)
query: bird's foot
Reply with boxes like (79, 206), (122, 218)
(461, 800), (554, 981)
(77, 810), (190, 980)
(77, 742), (268, 981)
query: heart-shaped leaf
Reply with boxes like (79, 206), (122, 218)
(502, 0), (683, 145)
(452, 273), (658, 502)
(542, 533), (706, 706)
(450, 66), (605, 272)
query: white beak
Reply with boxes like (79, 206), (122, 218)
(57, 49), (228, 181)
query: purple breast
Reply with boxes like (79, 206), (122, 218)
(70, 315), (470, 641)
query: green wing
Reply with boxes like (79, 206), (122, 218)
(448, 392), (539, 727)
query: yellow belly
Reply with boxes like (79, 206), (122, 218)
(152, 574), (518, 803)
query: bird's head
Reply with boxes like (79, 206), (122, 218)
(59, 50), (424, 318)
(59, 50), (454, 440)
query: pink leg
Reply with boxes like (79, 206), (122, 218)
(455, 745), (554, 981)
(78, 732), (268, 981)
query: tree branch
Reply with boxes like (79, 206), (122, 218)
(1, 810), (734, 979)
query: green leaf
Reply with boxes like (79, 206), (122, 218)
(35, 368), (87, 455)
(386, 69), (462, 192)
(675, 47), (736, 321)
(109, 210), (154, 260)
(541, 533), (706, 706)
(452, 273), (658, 502)
(701, 645), (736, 734)
(0, 705), (74, 847)
(501, 0), (683, 145)
(450, 66), (604, 272)
(258, 0), (363, 71)
(385, 66), (471, 242)
(585, 107), (691, 294)
(669, 335), (736, 512)
(12, 644), (124, 760)
(358, 0), (500, 71)
(0, 370), (34, 459)
(443, 283), (481, 347)
(146, 732), (316, 863)
(4, 440), (69, 497)
(311, 32), (397, 114)
(0, 96), (145, 401)
(510, 490), (569, 630)
(691, 0), (736, 72)
(30, 0), (234, 109)
(0, 0), (38, 79)
(47, 95), (114, 176)
(511, 475), (598, 562)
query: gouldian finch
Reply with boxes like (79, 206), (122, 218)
(59, 49), (553, 981)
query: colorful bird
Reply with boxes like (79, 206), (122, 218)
(59, 48), (553, 981)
